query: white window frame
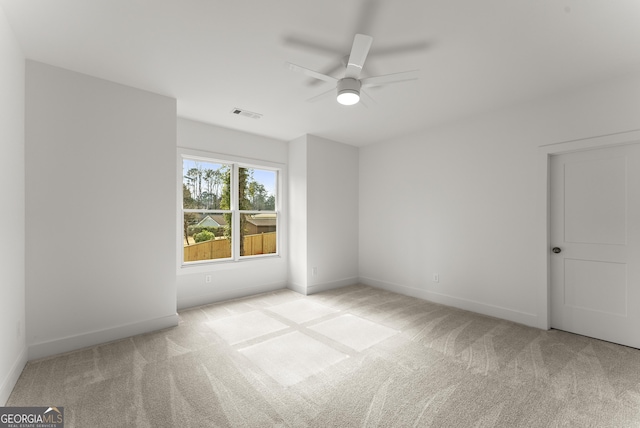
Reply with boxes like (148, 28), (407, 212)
(177, 148), (283, 270)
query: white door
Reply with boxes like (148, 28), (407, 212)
(550, 143), (640, 348)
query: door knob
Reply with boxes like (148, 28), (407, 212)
(552, 247), (562, 254)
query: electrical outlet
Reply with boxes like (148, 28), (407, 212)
(205, 275), (212, 283)
(433, 274), (439, 283)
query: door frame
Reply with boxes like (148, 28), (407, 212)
(537, 129), (640, 330)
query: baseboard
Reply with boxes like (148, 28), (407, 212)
(286, 282), (306, 295)
(307, 277), (359, 295)
(287, 277), (359, 296)
(359, 276), (539, 328)
(28, 313), (180, 361)
(0, 346), (27, 405)
(178, 281), (287, 310)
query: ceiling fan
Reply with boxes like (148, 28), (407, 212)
(286, 33), (419, 106)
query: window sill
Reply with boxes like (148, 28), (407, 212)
(177, 254), (283, 275)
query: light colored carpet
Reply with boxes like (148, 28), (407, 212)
(8, 284), (640, 427)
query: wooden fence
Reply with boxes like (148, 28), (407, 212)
(184, 232), (276, 262)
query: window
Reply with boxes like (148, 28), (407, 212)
(180, 153), (279, 265)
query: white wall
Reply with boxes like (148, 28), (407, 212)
(176, 118), (289, 309)
(26, 62), (178, 359)
(288, 135), (308, 293)
(288, 135), (359, 295)
(0, 5), (26, 405)
(359, 71), (640, 328)
(307, 135), (359, 293)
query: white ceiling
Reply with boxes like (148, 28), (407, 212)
(2, 0), (640, 147)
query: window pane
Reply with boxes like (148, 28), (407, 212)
(183, 159), (231, 210)
(183, 212), (232, 262)
(239, 167), (276, 211)
(240, 213), (277, 257)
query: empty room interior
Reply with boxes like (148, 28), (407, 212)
(2, 0), (640, 426)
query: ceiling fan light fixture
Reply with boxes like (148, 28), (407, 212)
(337, 91), (360, 105)
(336, 78), (361, 105)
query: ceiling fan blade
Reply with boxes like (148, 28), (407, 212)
(307, 61), (346, 86)
(306, 88), (335, 103)
(360, 89), (377, 105)
(360, 70), (420, 87)
(345, 34), (373, 79)
(356, 97), (368, 109)
(285, 62), (338, 84)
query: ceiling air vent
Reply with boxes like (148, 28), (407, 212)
(231, 108), (262, 120)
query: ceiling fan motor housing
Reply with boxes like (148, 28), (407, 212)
(337, 78), (362, 105)
(337, 77), (361, 95)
